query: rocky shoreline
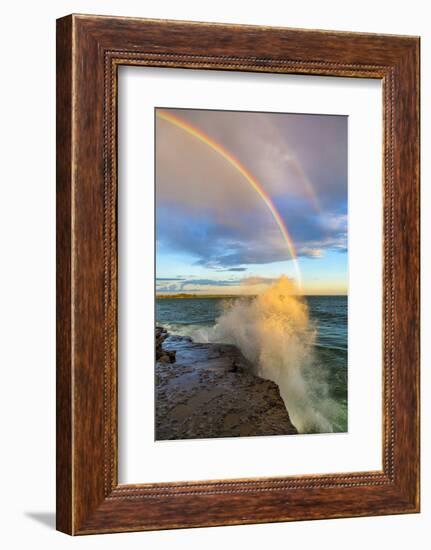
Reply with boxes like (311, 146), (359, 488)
(155, 326), (297, 440)
(156, 326), (176, 364)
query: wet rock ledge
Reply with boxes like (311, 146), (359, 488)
(156, 326), (176, 363)
(155, 326), (297, 440)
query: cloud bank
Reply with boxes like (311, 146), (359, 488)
(156, 108), (347, 284)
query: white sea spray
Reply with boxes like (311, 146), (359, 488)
(186, 276), (340, 433)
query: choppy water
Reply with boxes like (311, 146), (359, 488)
(156, 295), (347, 433)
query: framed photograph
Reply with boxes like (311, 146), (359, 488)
(56, 14), (420, 534)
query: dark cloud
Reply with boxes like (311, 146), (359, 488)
(157, 283), (183, 292)
(156, 277), (241, 293)
(156, 274), (282, 294)
(156, 201), (347, 270)
(156, 108), (347, 271)
(156, 277), (186, 281)
(181, 279), (238, 287)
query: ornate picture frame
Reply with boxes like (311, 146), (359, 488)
(56, 14), (420, 534)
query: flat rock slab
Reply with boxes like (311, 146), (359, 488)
(155, 332), (297, 440)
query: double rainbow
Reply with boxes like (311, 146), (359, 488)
(156, 109), (303, 291)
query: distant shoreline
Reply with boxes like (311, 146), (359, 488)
(156, 293), (246, 299)
(156, 293), (347, 299)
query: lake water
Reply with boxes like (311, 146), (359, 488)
(156, 295), (348, 433)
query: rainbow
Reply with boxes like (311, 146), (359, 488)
(156, 109), (303, 291)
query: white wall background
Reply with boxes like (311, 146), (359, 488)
(0, 0), (427, 548)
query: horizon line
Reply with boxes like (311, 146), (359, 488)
(156, 292), (348, 297)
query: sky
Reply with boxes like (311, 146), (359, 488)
(155, 108), (348, 296)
